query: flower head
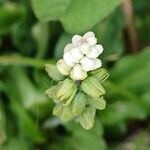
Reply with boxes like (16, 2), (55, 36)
(45, 31), (109, 130)
(57, 31), (103, 81)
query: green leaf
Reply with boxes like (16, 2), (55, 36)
(0, 100), (7, 145)
(61, 0), (123, 33)
(32, 22), (49, 58)
(32, 0), (123, 33)
(32, 0), (71, 21)
(110, 48), (150, 95)
(54, 33), (72, 59)
(113, 130), (150, 150)
(0, 2), (25, 34)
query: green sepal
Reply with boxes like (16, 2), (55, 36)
(78, 106), (96, 130)
(88, 97), (106, 110)
(45, 64), (64, 81)
(53, 103), (63, 116)
(81, 78), (101, 97)
(45, 81), (63, 101)
(57, 78), (76, 98)
(63, 88), (77, 106)
(72, 92), (87, 116)
(60, 104), (74, 122)
(90, 68), (109, 82)
(89, 76), (106, 95)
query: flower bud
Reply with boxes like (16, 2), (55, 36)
(57, 59), (71, 75)
(80, 42), (90, 54)
(70, 47), (83, 61)
(72, 34), (82, 46)
(86, 44), (103, 58)
(64, 43), (72, 52)
(92, 59), (102, 70)
(86, 36), (97, 46)
(63, 51), (77, 67)
(83, 31), (95, 39)
(80, 57), (96, 71)
(70, 64), (87, 80)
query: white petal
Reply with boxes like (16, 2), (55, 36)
(83, 31), (95, 39)
(70, 47), (84, 61)
(95, 44), (103, 55)
(70, 64), (87, 80)
(80, 57), (96, 71)
(72, 35), (82, 46)
(86, 36), (97, 46)
(64, 43), (72, 52)
(93, 59), (102, 70)
(57, 59), (71, 75)
(86, 44), (103, 58)
(63, 52), (76, 67)
(80, 42), (90, 54)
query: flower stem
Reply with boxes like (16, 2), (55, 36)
(0, 55), (55, 68)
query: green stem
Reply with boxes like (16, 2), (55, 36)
(0, 55), (55, 68)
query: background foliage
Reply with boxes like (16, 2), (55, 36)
(0, 0), (150, 149)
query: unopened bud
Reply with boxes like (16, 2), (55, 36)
(57, 59), (71, 75)
(70, 64), (87, 80)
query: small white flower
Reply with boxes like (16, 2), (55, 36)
(83, 31), (97, 46)
(70, 47), (84, 61)
(83, 31), (95, 39)
(86, 36), (97, 46)
(57, 59), (71, 75)
(86, 44), (103, 58)
(80, 42), (90, 55)
(64, 43), (72, 52)
(92, 59), (102, 70)
(72, 35), (82, 46)
(63, 51), (76, 67)
(70, 64), (87, 80)
(57, 31), (104, 80)
(80, 57), (96, 71)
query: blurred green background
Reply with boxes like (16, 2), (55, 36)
(0, 0), (150, 149)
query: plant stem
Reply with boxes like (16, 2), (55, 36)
(122, 0), (139, 53)
(0, 55), (55, 68)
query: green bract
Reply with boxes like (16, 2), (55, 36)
(45, 65), (109, 130)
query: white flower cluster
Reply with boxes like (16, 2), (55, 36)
(57, 31), (103, 81)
